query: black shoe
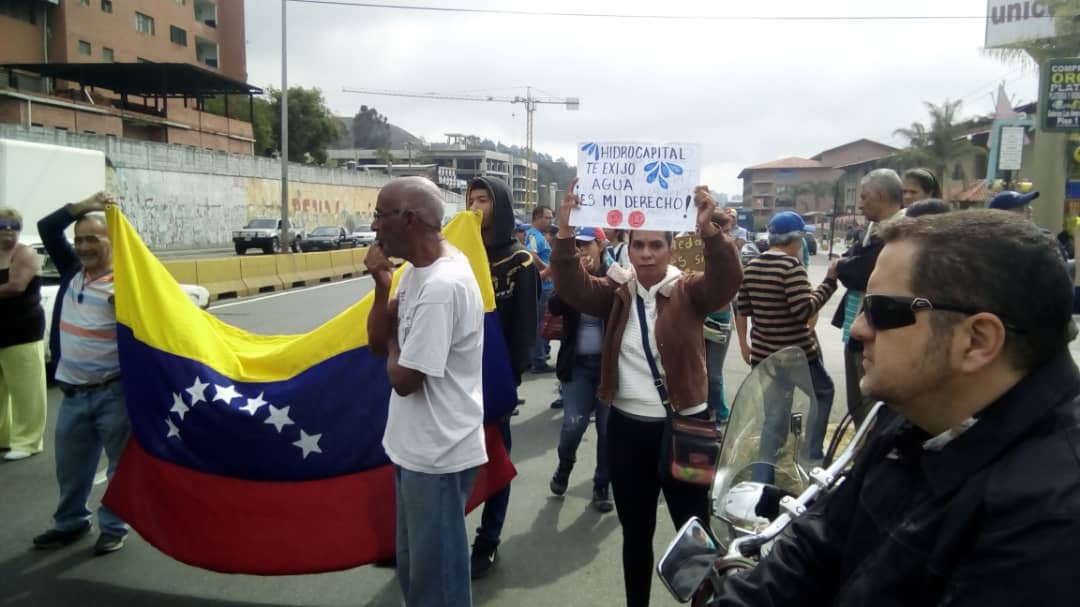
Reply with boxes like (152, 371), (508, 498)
(93, 533), (126, 555)
(550, 462), (572, 496)
(549, 399), (563, 409)
(33, 523), (92, 549)
(373, 556), (397, 568)
(592, 486), (614, 513)
(470, 538), (499, 579)
(517, 398), (525, 405)
(530, 364), (556, 374)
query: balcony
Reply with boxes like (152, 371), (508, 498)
(194, 0), (217, 28)
(195, 36), (219, 69)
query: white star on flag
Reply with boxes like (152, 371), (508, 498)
(292, 430), (323, 459)
(240, 392), (268, 416)
(213, 384), (242, 405)
(166, 417), (182, 440)
(170, 392), (189, 420)
(264, 405), (294, 433)
(185, 377), (209, 405)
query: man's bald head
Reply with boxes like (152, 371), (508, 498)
(379, 176), (445, 229)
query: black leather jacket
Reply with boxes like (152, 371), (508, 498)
(714, 350), (1080, 606)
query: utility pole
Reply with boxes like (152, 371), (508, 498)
(525, 86), (536, 211)
(279, 0), (290, 253)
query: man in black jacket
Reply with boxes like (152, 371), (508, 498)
(715, 210), (1080, 606)
(831, 169), (904, 424)
(466, 176), (539, 578)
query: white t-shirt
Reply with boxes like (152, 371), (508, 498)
(382, 250), (488, 474)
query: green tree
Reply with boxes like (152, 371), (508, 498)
(894, 99), (986, 191)
(266, 86), (341, 164)
(807, 181), (835, 213)
(352, 105), (391, 149)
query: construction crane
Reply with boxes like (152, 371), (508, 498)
(343, 86), (580, 211)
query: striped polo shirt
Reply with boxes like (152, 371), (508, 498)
(55, 269), (120, 385)
(737, 251), (836, 364)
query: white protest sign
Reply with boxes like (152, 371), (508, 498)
(571, 142), (701, 232)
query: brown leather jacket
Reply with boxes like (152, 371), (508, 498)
(550, 232), (742, 411)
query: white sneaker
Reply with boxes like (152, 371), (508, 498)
(3, 450), (34, 461)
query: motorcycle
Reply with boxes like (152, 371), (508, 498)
(656, 346), (884, 605)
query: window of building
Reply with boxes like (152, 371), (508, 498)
(170, 25), (187, 46)
(102, 47), (114, 62)
(0, 1), (37, 23)
(101, 0), (112, 13)
(135, 12), (155, 35)
(78, 0), (90, 6)
(78, 40), (91, 55)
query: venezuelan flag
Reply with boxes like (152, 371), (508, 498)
(101, 207), (517, 575)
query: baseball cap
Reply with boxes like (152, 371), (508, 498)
(514, 223), (528, 232)
(767, 211), (806, 235)
(988, 190), (1039, 211)
(575, 227), (606, 242)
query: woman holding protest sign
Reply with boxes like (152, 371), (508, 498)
(548, 179), (742, 607)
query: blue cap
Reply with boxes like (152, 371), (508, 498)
(574, 227), (606, 242)
(988, 190), (1039, 210)
(767, 211), (805, 235)
(514, 223), (528, 232)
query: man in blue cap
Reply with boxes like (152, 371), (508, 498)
(988, 190), (1070, 261)
(735, 211), (839, 469)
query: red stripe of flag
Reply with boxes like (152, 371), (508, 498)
(103, 423), (515, 574)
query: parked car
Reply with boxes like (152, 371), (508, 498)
(352, 224), (376, 247)
(300, 226), (356, 252)
(233, 218), (304, 255)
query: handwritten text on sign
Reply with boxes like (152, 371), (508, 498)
(571, 142), (702, 232)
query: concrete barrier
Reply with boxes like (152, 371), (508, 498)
(161, 259), (199, 285)
(330, 249), (356, 280)
(240, 255), (285, 294)
(276, 254), (305, 288)
(195, 257), (250, 300)
(351, 247), (369, 276)
(297, 251), (334, 284)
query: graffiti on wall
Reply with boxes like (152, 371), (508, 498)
(113, 168), (382, 248)
(245, 179), (379, 233)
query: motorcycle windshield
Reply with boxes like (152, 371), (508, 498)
(711, 347), (818, 543)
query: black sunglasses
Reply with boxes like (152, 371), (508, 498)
(862, 295), (1024, 333)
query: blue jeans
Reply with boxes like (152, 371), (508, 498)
(705, 335), (731, 422)
(476, 415), (511, 546)
(395, 465), (479, 607)
(751, 356), (834, 484)
(557, 355), (610, 489)
(52, 380), (130, 536)
(532, 289), (553, 368)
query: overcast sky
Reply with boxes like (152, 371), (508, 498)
(243, 0), (1038, 196)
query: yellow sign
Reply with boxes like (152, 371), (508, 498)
(671, 234), (705, 272)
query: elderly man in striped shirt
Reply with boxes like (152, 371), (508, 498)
(735, 211), (839, 480)
(32, 192), (130, 556)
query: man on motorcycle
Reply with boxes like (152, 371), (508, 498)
(712, 210), (1080, 606)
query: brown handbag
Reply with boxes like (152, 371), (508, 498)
(635, 295), (720, 486)
(540, 308), (563, 341)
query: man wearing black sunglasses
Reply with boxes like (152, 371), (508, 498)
(713, 210), (1080, 606)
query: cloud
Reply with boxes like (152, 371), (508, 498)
(245, 0), (1038, 196)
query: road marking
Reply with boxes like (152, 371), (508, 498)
(209, 276), (372, 310)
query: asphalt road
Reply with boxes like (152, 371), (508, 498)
(6, 250), (1069, 606)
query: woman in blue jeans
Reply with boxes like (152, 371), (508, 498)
(547, 227), (613, 513)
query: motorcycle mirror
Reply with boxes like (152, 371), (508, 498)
(657, 517), (719, 603)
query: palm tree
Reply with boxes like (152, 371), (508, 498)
(806, 181), (835, 213)
(894, 99), (986, 194)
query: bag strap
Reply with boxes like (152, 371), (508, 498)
(635, 294), (673, 413)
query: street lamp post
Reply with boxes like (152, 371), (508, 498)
(279, 0), (290, 253)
